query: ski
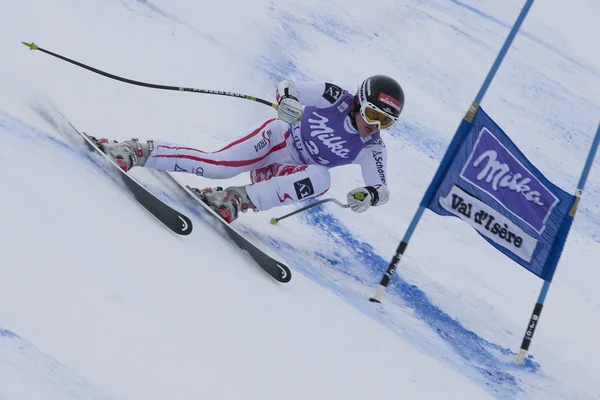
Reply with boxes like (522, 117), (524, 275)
(34, 106), (193, 235)
(81, 131), (193, 235)
(184, 184), (291, 282)
(149, 170), (291, 282)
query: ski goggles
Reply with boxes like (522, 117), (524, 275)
(359, 102), (398, 130)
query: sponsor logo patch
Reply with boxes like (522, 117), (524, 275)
(323, 83), (342, 104)
(372, 150), (386, 185)
(377, 93), (402, 113)
(307, 112), (350, 164)
(193, 167), (204, 176)
(174, 164), (188, 172)
(294, 178), (315, 199)
(254, 129), (272, 152)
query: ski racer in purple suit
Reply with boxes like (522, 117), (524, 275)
(96, 75), (405, 223)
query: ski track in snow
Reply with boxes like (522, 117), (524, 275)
(0, 329), (117, 400)
(240, 204), (539, 398)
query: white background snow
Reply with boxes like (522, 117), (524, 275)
(1, 0), (599, 398)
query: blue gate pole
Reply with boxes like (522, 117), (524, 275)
(369, 0), (536, 303)
(516, 121), (600, 363)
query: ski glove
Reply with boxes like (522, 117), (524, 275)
(276, 80), (303, 124)
(347, 186), (380, 213)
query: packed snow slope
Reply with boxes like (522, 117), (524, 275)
(1, 0), (599, 399)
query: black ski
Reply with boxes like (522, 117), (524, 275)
(183, 184), (291, 282)
(149, 170), (291, 282)
(34, 106), (192, 235)
(80, 131), (193, 235)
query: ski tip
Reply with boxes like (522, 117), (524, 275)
(22, 41), (39, 50)
(277, 264), (292, 283)
(178, 215), (193, 235)
(368, 297), (381, 304)
(269, 217), (279, 225)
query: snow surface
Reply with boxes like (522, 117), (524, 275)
(1, 0), (599, 398)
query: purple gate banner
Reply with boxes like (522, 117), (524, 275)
(422, 107), (575, 281)
(460, 128), (559, 233)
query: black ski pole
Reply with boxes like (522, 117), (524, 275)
(22, 41), (278, 109)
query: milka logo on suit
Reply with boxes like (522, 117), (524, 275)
(460, 127), (559, 233)
(306, 112), (350, 162)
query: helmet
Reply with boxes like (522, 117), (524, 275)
(357, 75), (404, 129)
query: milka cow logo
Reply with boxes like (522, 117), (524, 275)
(460, 128), (559, 233)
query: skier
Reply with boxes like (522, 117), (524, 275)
(95, 75), (404, 223)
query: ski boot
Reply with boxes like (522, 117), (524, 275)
(189, 186), (256, 224)
(87, 135), (153, 172)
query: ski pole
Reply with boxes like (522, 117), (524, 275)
(21, 41), (278, 109)
(270, 198), (349, 225)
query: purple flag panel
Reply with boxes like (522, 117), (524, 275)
(460, 128), (559, 234)
(423, 107), (575, 281)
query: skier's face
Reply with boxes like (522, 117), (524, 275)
(355, 111), (380, 138)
